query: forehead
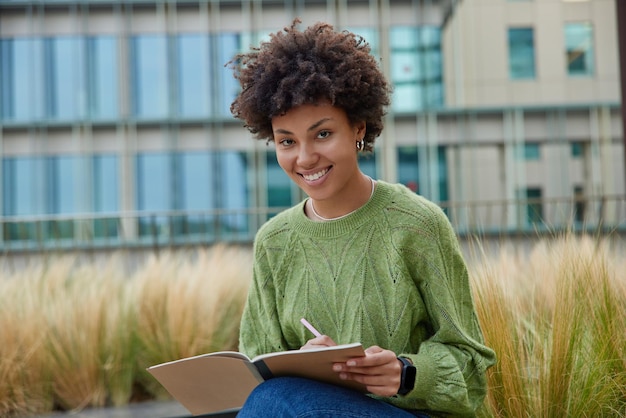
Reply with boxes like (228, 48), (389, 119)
(271, 103), (349, 130)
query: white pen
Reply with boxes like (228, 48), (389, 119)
(300, 317), (323, 337)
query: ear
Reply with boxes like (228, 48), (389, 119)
(354, 121), (366, 139)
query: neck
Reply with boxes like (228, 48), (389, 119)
(308, 176), (375, 222)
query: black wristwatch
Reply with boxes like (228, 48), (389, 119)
(397, 356), (416, 395)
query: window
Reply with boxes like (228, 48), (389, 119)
(436, 146), (449, 203)
(2, 157), (43, 242)
(130, 35), (169, 119)
(219, 151), (249, 232)
(176, 33), (240, 119)
(422, 27), (444, 109)
(3, 157), (41, 217)
(571, 141), (584, 158)
(135, 151), (249, 239)
(136, 153), (171, 237)
(44, 37), (86, 121)
(93, 155), (118, 213)
(2, 155), (105, 242)
(508, 28), (536, 79)
(1, 36), (117, 123)
(174, 152), (216, 236)
(87, 37), (118, 120)
(516, 143), (540, 160)
(45, 156), (80, 239)
(178, 34), (211, 118)
(179, 152), (214, 212)
(93, 155), (119, 238)
(565, 22), (594, 77)
(398, 146), (420, 193)
(519, 187), (543, 225)
(136, 153), (172, 212)
(180, 150), (249, 234)
(396, 145), (448, 204)
(527, 188), (542, 224)
(390, 26), (443, 112)
(266, 152), (293, 210)
(2, 155), (87, 216)
(0, 38), (44, 122)
(573, 185), (586, 224)
(46, 156), (78, 215)
(217, 33), (241, 117)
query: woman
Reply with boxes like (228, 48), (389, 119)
(229, 19), (496, 417)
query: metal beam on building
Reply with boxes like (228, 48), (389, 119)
(617, 0), (626, 191)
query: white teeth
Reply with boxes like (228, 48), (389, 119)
(303, 169), (328, 181)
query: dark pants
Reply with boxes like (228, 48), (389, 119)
(236, 377), (429, 418)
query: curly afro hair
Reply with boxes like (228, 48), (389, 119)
(229, 19), (391, 152)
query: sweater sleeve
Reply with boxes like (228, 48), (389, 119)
(238, 233), (290, 358)
(390, 204), (496, 416)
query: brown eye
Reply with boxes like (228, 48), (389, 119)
(317, 130), (331, 139)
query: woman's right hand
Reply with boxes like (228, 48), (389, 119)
(300, 335), (337, 350)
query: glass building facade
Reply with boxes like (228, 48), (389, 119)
(0, 0), (623, 250)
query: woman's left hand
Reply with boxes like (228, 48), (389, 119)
(332, 345), (403, 397)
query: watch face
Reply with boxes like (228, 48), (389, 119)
(398, 357), (416, 395)
(405, 364), (416, 390)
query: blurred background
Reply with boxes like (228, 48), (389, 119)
(0, 0), (624, 257)
(1, 2), (625, 417)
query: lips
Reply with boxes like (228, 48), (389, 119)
(301, 167), (330, 182)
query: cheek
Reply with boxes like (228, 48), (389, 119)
(334, 146), (359, 167)
(275, 152), (292, 173)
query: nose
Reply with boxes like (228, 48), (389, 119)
(297, 142), (318, 168)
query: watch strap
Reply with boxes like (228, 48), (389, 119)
(397, 356), (416, 396)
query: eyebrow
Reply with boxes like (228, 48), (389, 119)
(273, 117), (333, 135)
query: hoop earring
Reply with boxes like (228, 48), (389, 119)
(356, 140), (364, 151)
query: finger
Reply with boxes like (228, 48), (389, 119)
(364, 345), (383, 355)
(300, 335), (336, 350)
(342, 361), (402, 391)
(338, 371), (400, 397)
(347, 347), (395, 367)
(340, 354), (402, 381)
(340, 363), (391, 376)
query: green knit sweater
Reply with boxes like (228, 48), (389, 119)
(239, 181), (496, 417)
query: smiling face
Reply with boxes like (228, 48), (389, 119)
(271, 102), (367, 212)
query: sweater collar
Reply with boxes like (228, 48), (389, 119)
(290, 180), (392, 237)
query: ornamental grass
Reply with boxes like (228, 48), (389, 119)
(0, 245), (251, 417)
(0, 236), (624, 417)
(471, 234), (626, 418)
